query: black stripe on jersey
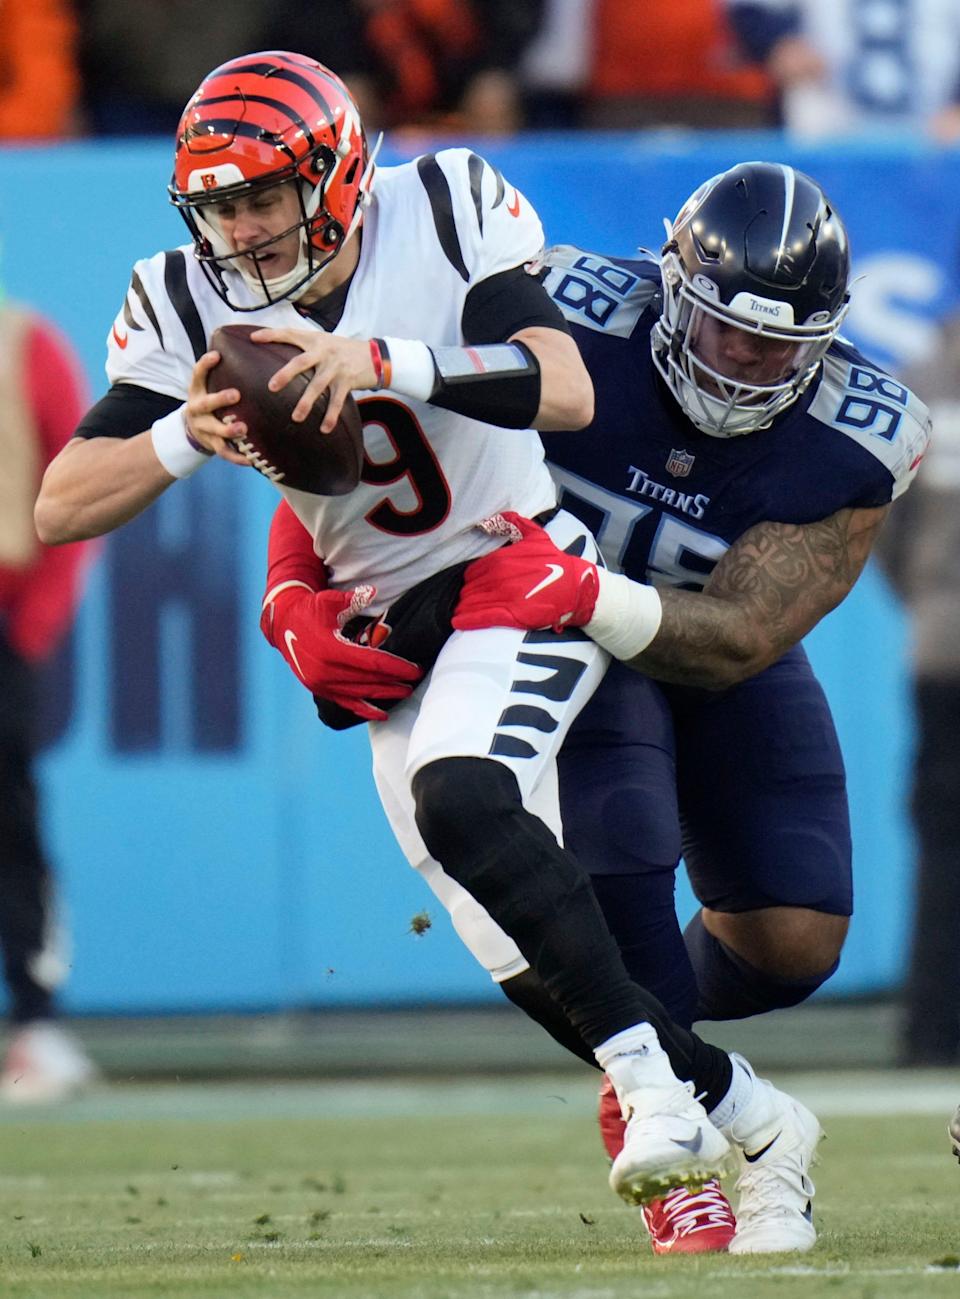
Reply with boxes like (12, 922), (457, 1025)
(163, 250), (207, 362)
(489, 164), (506, 210)
(513, 651), (588, 700)
(467, 152), (485, 234)
(127, 269), (163, 347)
(192, 93), (315, 149)
(416, 155), (469, 282)
(521, 627), (590, 644)
(121, 297), (144, 335)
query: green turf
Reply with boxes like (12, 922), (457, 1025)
(0, 1077), (957, 1298)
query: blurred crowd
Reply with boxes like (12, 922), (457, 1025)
(8, 0), (960, 142)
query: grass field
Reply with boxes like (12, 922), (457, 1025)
(0, 1072), (957, 1298)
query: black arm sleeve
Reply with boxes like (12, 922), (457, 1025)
(461, 264), (569, 345)
(74, 383), (182, 439)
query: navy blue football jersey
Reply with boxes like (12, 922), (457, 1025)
(538, 246), (931, 590)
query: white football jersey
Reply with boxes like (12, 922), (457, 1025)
(106, 149), (559, 611)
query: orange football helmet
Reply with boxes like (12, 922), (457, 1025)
(169, 51), (376, 308)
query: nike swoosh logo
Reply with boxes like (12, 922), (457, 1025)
(506, 189), (521, 218)
(525, 563), (564, 600)
(670, 1129), (704, 1154)
(112, 323), (129, 349)
(284, 628), (306, 679)
(744, 1131), (782, 1163)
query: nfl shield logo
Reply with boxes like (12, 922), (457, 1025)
(665, 448), (695, 477)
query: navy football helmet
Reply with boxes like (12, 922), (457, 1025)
(652, 162), (851, 437)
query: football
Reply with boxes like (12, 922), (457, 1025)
(207, 324), (364, 495)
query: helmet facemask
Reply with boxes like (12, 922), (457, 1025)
(173, 138), (378, 310)
(652, 244), (849, 437)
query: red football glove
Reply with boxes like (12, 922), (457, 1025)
(261, 499), (423, 722)
(260, 584), (424, 722)
(453, 511), (600, 633)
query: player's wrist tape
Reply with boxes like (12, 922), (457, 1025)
(584, 568), (662, 661)
(375, 336), (541, 428)
(374, 337), (433, 399)
(150, 406), (213, 478)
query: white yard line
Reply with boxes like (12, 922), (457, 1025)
(0, 1070), (953, 1124)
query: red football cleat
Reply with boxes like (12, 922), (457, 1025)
(598, 1075), (736, 1253)
(641, 1180), (737, 1254)
(599, 1073), (627, 1158)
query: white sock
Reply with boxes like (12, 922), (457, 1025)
(708, 1052), (755, 1130)
(594, 1023), (663, 1071)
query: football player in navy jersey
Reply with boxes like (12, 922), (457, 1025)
(450, 160), (929, 1247)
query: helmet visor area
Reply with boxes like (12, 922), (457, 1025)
(196, 181), (306, 264)
(683, 300), (823, 406)
(685, 305), (815, 394)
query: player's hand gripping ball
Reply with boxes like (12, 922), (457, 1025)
(208, 324), (364, 495)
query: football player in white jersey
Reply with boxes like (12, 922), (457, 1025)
(36, 52), (816, 1217)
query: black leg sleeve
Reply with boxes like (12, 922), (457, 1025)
(500, 968), (599, 1069)
(413, 757), (732, 1106)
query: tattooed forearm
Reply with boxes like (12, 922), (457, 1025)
(624, 504), (889, 688)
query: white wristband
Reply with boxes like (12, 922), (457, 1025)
(585, 568), (663, 661)
(380, 336), (436, 402)
(150, 405), (212, 479)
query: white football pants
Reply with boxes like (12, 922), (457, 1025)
(368, 508), (609, 982)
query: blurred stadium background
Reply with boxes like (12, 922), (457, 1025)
(10, 132), (955, 1081)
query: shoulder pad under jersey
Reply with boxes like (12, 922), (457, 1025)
(807, 341), (931, 501)
(538, 245), (661, 339)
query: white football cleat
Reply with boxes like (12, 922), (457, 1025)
(605, 1048), (731, 1206)
(610, 1081), (732, 1206)
(0, 1022), (99, 1103)
(719, 1054), (822, 1254)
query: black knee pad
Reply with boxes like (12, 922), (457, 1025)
(413, 756), (584, 928)
(413, 756), (523, 864)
